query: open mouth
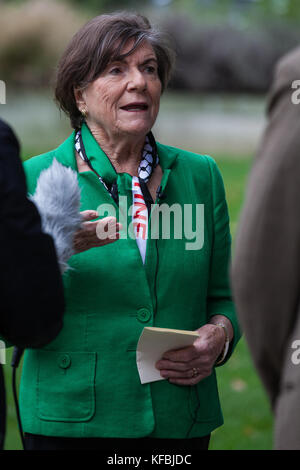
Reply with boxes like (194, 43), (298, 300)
(120, 103), (149, 112)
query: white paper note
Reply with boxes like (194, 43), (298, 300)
(136, 327), (200, 384)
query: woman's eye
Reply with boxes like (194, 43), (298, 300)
(145, 66), (157, 74)
(109, 67), (122, 75)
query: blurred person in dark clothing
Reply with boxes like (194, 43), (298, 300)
(0, 118), (65, 450)
(231, 46), (300, 450)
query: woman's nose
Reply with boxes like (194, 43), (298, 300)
(127, 69), (147, 91)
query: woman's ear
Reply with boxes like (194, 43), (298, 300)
(74, 87), (86, 113)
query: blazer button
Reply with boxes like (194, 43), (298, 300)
(137, 308), (151, 323)
(58, 354), (71, 369)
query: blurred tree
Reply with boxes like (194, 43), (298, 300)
(65, 0), (152, 12)
(170, 0), (300, 23)
(253, 0), (300, 23)
(0, 0), (152, 10)
(280, 0), (300, 21)
(3, 0), (300, 21)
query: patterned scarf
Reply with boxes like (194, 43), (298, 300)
(74, 128), (159, 264)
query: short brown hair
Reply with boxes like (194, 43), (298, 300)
(54, 12), (175, 129)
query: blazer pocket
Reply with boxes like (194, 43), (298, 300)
(37, 350), (97, 422)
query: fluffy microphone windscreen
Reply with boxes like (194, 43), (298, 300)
(30, 159), (82, 273)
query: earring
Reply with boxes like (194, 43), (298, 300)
(81, 108), (87, 118)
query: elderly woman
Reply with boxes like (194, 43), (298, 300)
(21, 12), (240, 451)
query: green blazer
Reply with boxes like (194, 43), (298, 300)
(21, 124), (240, 438)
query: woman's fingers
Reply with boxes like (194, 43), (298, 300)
(160, 345), (198, 363)
(158, 363), (210, 385)
(73, 215), (123, 253)
(155, 325), (225, 386)
(96, 216), (122, 240)
(80, 212), (123, 238)
(157, 361), (211, 385)
(156, 358), (192, 372)
(80, 210), (99, 222)
(159, 367), (198, 379)
(156, 357), (210, 381)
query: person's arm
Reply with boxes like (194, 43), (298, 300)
(0, 121), (64, 349)
(231, 54), (300, 408)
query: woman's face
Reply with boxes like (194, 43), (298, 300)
(76, 41), (162, 140)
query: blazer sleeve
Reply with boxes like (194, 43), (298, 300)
(231, 50), (300, 407)
(206, 156), (241, 363)
(0, 121), (64, 349)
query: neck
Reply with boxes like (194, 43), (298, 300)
(86, 122), (146, 175)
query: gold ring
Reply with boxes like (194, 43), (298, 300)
(192, 368), (200, 377)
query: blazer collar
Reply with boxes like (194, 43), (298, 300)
(54, 123), (179, 182)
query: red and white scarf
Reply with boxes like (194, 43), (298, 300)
(132, 177), (148, 264)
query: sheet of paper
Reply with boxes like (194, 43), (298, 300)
(136, 327), (199, 384)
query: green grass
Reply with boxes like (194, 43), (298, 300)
(3, 155), (273, 450)
(211, 339), (273, 450)
(216, 156), (253, 238)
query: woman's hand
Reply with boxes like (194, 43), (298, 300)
(73, 210), (122, 254)
(155, 323), (226, 386)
